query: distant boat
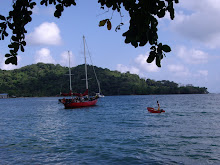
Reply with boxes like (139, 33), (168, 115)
(59, 36), (100, 108)
(0, 93), (9, 99)
(147, 107), (165, 113)
(97, 93), (105, 98)
(96, 81), (104, 97)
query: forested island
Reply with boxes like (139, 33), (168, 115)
(0, 63), (208, 97)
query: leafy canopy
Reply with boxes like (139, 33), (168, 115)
(0, 63), (208, 97)
(0, 0), (179, 67)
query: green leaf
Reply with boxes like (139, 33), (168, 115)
(170, 8), (175, 20)
(150, 16), (158, 27)
(56, 4), (63, 10)
(107, 20), (112, 30)
(147, 51), (156, 63)
(21, 45), (24, 52)
(72, 1), (76, 5)
(8, 22), (14, 29)
(40, 1), (45, 5)
(27, 16), (32, 22)
(13, 43), (19, 52)
(0, 15), (5, 20)
(5, 56), (17, 65)
(124, 38), (130, 44)
(157, 43), (162, 51)
(21, 41), (26, 46)
(3, 31), (8, 37)
(162, 45), (171, 52)
(157, 9), (165, 18)
(10, 49), (14, 54)
(41, 0), (48, 6)
(106, 2), (112, 8)
(150, 46), (156, 51)
(12, 36), (18, 41)
(131, 41), (138, 48)
(167, 2), (175, 20)
(175, 0), (179, 3)
(30, 2), (36, 9)
(99, 19), (107, 27)
(11, 56), (17, 65)
(0, 22), (5, 28)
(5, 53), (11, 57)
(156, 56), (161, 67)
(5, 58), (11, 64)
(139, 39), (147, 46)
(54, 10), (61, 18)
(158, 1), (165, 9)
(49, 0), (54, 4)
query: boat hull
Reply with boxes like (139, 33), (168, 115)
(147, 107), (165, 113)
(64, 99), (98, 109)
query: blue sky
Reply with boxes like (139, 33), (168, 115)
(0, 0), (220, 93)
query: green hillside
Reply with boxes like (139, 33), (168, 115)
(0, 63), (208, 97)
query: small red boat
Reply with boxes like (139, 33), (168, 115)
(147, 107), (165, 113)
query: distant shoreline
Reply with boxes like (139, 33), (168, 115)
(0, 63), (208, 97)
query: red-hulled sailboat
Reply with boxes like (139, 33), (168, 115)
(59, 36), (99, 108)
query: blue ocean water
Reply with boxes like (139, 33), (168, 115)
(0, 94), (220, 165)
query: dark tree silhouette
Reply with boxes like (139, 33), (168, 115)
(0, 0), (179, 67)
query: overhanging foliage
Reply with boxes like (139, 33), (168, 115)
(0, 0), (179, 67)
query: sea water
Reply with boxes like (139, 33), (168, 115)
(0, 94), (220, 164)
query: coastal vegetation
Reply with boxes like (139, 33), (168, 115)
(0, 63), (208, 97)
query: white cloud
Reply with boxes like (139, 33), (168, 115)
(179, 0), (220, 12)
(167, 64), (208, 84)
(176, 46), (209, 64)
(171, 0), (220, 48)
(167, 64), (185, 72)
(27, 22), (62, 46)
(116, 64), (140, 75)
(32, 5), (55, 16)
(45, 6), (56, 16)
(59, 51), (77, 67)
(116, 53), (159, 76)
(167, 64), (190, 77)
(197, 70), (208, 77)
(134, 54), (159, 73)
(35, 48), (56, 64)
(31, 5), (39, 14)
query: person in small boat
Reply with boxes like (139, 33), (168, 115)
(157, 101), (160, 111)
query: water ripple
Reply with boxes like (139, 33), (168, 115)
(0, 94), (220, 164)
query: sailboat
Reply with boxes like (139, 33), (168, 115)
(59, 36), (99, 108)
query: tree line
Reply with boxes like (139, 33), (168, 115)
(0, 63), (208, 97)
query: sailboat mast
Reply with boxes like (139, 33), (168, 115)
(83, 36), (88, 90)
(98, 80), (101, 94)
(68, 51), (72, 91)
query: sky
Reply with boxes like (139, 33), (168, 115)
(0, 0), (220, 93)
